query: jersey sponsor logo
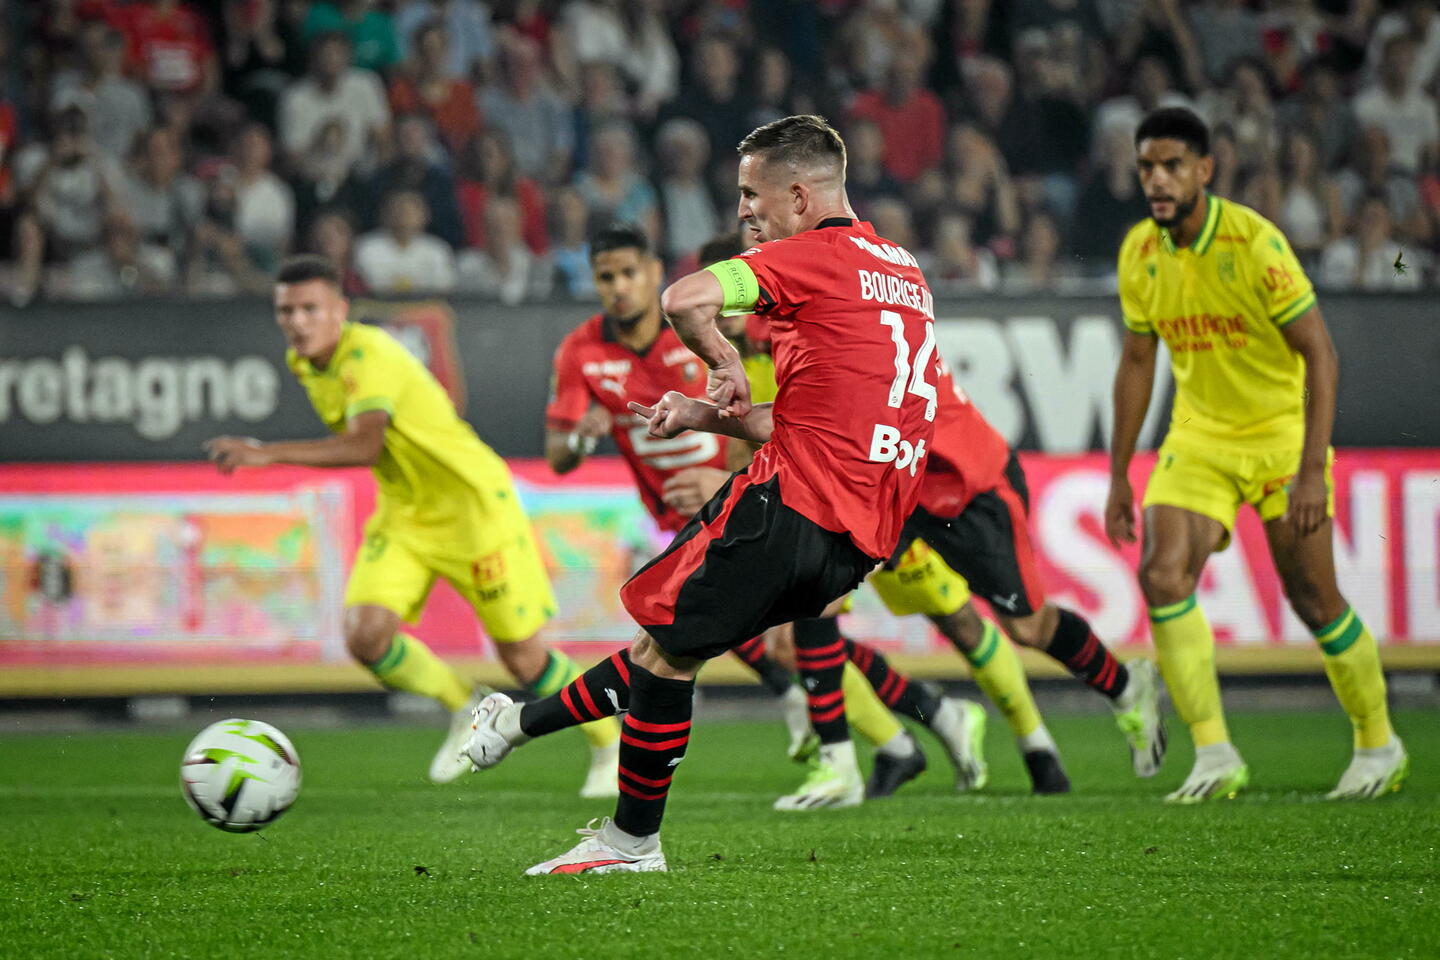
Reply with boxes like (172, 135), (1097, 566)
(1262, 264), (1295, 294)
(847, 234), (921, 269)
(582, 359), (633, 377)
(1155, 313), (1246, 341)
(660, 347), (694, 366)
(857, 269), (935, 320)
(867, 424), (928, 475)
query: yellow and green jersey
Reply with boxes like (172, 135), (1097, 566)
(742, 352), (779, 404)
(287, 322), (513, 554)
(1118, 194), (1317, 452)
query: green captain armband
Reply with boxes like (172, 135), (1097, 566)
(704, 258), (761, 317)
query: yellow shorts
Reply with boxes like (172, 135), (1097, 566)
(1142, 440), (1335, 545)
(344, 496), (557, 642)
(868, 538), (972, 618)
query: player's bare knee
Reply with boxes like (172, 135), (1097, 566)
(1282, 578), (1344, 632)
(932, 602), (984, 653)
(999, 607), (1052, 649)
(343, 610), (396, 665)
(631, 631), (700, 680)
(495, 635), (550, 686)
(1138, 562), (1196, 607)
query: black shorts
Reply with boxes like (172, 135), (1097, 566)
(621, 471), (875, 661)
(889, 452), (1046, 617)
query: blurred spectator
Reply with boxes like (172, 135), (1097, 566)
(548, 186), (595, 299)
(746, 47), (796, 131)
(1334, 127), (1431, 248)
(291, 117), (368, 240)
(1003, 208), (1071, 291)
(186, 167), (272, 295)
(393, 0), (495, 80)
(1275, 59), (1357, 174)
(455, 195), (552, 303)
(1091, 55), (1193, 165)
(304, 0), (401, 74)
(1365, 0), (1440, 96)
(363, 114), (464, 248)
(563, 0), (678, 119)
(849, 46), (947, 185)
(306, 208), (368, 295)
(846, 117), (904, 216)
(388, 20), (482, 158)
(10, 106), (124, 304)
(839, 0), (926, 90)
(278, 31), (392, 177)
(927, 210), (999, 292)
(1209, 123), (1239, 201)
(1320, 193), (1430, 292)
(1352, 34), (1440, 177)
(1107, 0), (1205, 93)
(1188, 0), (1263, 85)
(867, 197), (927, 270)
(61, 211), (177, 300)
(232, 123), (296, 267)
(665, 38), (751, 166)
(112, 0), (218, 101)
(355, 189), (456, 292)
(992, 34), (1088, 218)
(574, 123), (659, 246)
(1198, 57), (1278, 176)
(219, 0), (296, 129)
(480, 34), (573, 183)
(456, 129), (548, 255)
(654, 118), (719, 264)
(571, 63), (634, 174)
(1276, 130), (1339, 266)
(948, 123), (1021, 253)
(1070, 126), (1149, 270)
(49, 21), (153, 164)
(115, 126), (204, 251)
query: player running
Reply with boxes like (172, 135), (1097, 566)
(1107, 107), (1407, 802)
(464, 115), (939, 873)
(204, 255), (620, 795)
(546, 223), (950, 799)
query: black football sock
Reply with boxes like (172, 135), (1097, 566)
(1045, 608), (1129, 700)
(794, 617), (849, 745)
(614, 662), (694, 838)
(519, 650), (631, 737)
(846, 637), (943, 725)
(733, 635), (795, 696)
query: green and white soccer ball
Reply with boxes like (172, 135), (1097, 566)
(180, 718), (301, 833)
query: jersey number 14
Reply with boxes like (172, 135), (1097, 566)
(870, 310), (936, 475)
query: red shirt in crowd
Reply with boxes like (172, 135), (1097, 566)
(112, 0), (215, 95)
(848, 87), (946, 183)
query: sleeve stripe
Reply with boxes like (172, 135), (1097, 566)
(1122, 315), (1154, 334)
(1271, 291), (1316, 327)
(346, 397), (395, 421)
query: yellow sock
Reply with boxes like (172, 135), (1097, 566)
(962, 620), (1043, 738)
(369, 634), (471, 712)
(1149, 596), (1228, 747)
(1313, 607), (1393, 749)
(841, 661), (904, 746)
(536, 650), (619, 750)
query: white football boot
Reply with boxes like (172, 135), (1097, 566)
(781, 685), (820, 762)
(1327, 738), (1409, 800)
(1165, 742), (1249, 803)
(773, 741), (864, 811)
(525, 818), (667, 875)
(1112, 659), (1168, 778)
(429, 687), (493, 784)
(929, 698), (989, 791)
(579, 741), (620, 799)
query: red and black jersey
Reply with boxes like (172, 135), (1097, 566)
(547, 314), (728, 532)
(735, 218), (938, 559)
(916, 361), (1012, 518)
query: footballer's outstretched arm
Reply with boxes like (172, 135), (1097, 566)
(628, 394), (773, 445)
(205, 410), (389, 474)
(660, 268), (751, 418)
(1105, 329), (1159, 545)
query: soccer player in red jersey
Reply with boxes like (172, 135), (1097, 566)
(464, 115), (938, 874)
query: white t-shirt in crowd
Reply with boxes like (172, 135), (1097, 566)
(354, 231), (456, 293)
(278, 70), (391, 174)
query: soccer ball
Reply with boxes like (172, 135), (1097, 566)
(180, 718), (302, 833)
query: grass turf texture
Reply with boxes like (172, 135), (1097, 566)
(1, 709), (1434, 959)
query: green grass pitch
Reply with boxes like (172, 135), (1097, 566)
(1, 708), (1434, 958)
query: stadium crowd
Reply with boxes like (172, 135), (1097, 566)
(0, 0), (1436, 305)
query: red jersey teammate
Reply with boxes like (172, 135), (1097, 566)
(463, 116), (938, 874)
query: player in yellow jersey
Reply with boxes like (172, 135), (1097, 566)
(1107, 108), (1406, 802)
(204, 255), (619, 795)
